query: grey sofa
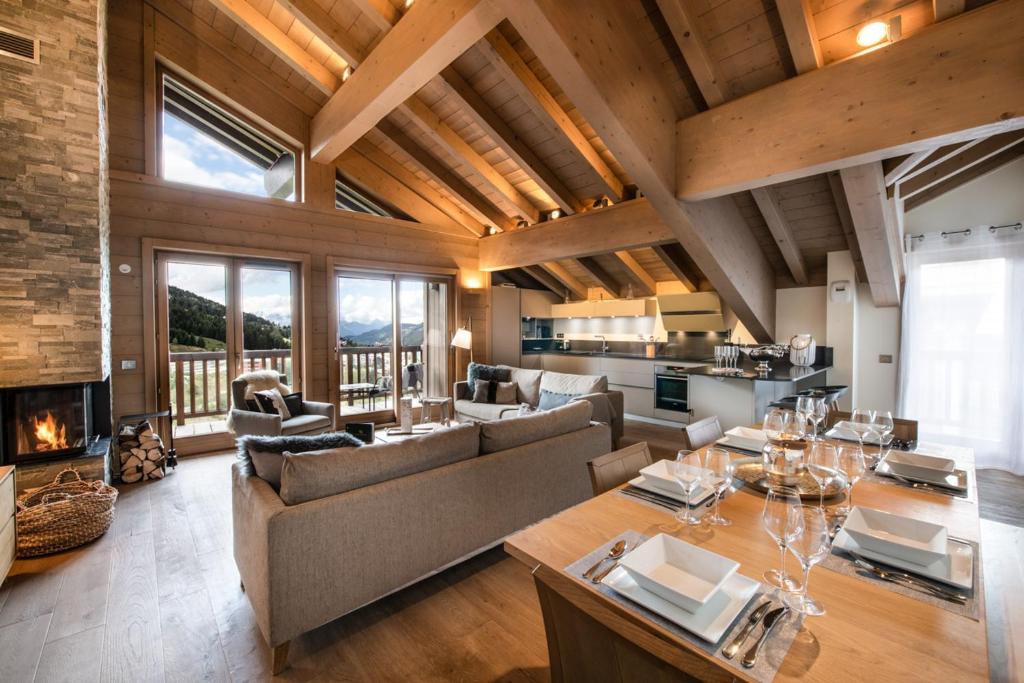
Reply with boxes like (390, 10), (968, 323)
(454, 364), (624, 446)
(228, 375), (336, 437)
(232, 401), (611, 673)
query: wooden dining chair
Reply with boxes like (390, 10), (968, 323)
(587, 442), (653, 496)
(682, 415), (723, 451)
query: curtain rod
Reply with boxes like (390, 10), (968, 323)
(905, 221), (1023, 243)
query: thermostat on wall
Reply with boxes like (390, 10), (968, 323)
(829, 280), (852, 303)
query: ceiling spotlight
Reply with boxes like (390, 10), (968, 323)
(856, 21), (889, 47)
(548, 209), (562, 221)
(592, 197), (612, 209)
(515, 219), (530, 229)
(404, 0), (414, 7)
(342, 66), (353, 82)
(486, 226), (499, 235)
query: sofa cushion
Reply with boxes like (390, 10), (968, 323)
(238, 431), (363, 490)
(540, 370), (608, 396)
(538, 388), (576, 411)
(479, 400), (593, 455)
(467, 362), (511, 386)
(279, 423), (482, 505)
(281, 413), (332, 435)
(255, 388), (292, 419)
(472, 379), (518, 404)
(454, 399), (517, 422)
(499, 365), (543, 406)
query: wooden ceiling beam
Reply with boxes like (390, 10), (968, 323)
(655, 0), (728, 107)
(538, 262), (587, 301)
(206, 0), (341, 95)
(377, 119), (511, 233)
(883, 149), (936, 186)
(401, 96), (540, 223)
(613, 251), (657, 297)
(352, 138), (487, 235)
(776, 0), (823, 74)
(310, 0), (502, 162)
(840, 164), (903, 306)
(576, 257), (622, 298)
(751, 187), (809, 285)
(522, 265), (569, 299)
(651, 244), (699, 293)
(349, 0), (402, 33)
(898, 130), (1024, 199)
(676, 0), (1024, 200)
(904, 145), (1024, 211)
(440, 66), (583, 214)
(498, 0), (776, 341)
(479, 28), (625, 201)
(277, 0), (366, 66)
(826, 171), (869, 284)
(478, 199), (674, 269)
(933, 0), (966, 21)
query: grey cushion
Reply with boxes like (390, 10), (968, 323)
(238, 432), (363, 489)
(281, 414), (332, 435)
(540, 370), (607, 395)
(454, 399), (518, 422)
(472, 379), (518, 405)
(479, 400), (593, 455)
(279, 423), (482, 505)
(467, 362), (511, 386)
(499, 365), (543, 406)
(538, 388), (576, 411)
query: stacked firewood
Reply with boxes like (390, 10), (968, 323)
(117, 420), (167, 483)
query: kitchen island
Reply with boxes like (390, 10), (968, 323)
(522, 350), (831, 430)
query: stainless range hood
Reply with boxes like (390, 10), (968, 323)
(657, 292), (726, 332)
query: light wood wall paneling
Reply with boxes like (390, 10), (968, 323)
(933, 0), (966, 20)
(676, 0), (1024, 200)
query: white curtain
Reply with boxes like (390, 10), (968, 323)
(898, 226), (1024, 474)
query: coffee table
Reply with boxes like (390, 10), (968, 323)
(374, 422), (450, 444)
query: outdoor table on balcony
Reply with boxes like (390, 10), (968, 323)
(338, 382), (375, 409)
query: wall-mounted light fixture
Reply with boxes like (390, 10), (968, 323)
(856, 16), (901, 48)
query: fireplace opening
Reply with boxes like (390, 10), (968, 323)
(5, 384), (90, 464)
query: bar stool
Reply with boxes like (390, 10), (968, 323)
(420, 397), (453, 426)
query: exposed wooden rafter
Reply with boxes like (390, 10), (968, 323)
(651, 244), (699, 293)
(840, 164), (903, 306)
(675, 0), (1024, 200)
(904, 145), (1024, 210)
(613, 251), (657, 297)
(498, 0), (776, 341)
(522, 265), (570, 299)
(478, 27), (626, 201)
(310, 0), (503, 162)
(883, 150), (936, 187)
(826, 171), (869, 284)
(538, 262), (587, 301)
(276, 0), (365, 66)
(751, 187), (809, 285)
(349, 0), (402, 33)
(898, 130), (1024, 199)
(655, 0), (728, 107)
(576, 257), (621, 298)
(933, 0), (966, 21)
(776, 0), (823, 74)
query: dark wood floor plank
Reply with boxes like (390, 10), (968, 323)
(35, 624), (104, 683)
(0, 612), (50, 681)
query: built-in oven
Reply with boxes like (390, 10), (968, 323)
(654, 365), (691, 418)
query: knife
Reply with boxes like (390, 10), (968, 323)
(722, 600), (772, 659)
(741, 606), (789, 668)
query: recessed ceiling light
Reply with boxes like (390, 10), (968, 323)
(856, 21), (889, 47)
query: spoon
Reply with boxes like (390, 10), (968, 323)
(583, 539), (626, 579)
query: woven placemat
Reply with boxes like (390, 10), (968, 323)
(566, 531), (802, 683)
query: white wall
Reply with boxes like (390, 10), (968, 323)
(855, 283), (900, 413)
(905, 156), (1024, 235)
(825, 251), (858, 410)
(775, 287), (827, 343)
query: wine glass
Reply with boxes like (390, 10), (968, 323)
(763, 408), (786, 441)
(672, 450), (705, 526)
(809, 398), (828, 440)
(704, 447), (734, 526)
(714, 346), (721, 370)
(783, 505), (832, 616)
(762, 489), (804, 591)
(795, 396), (815, 436)
(850, 408), (876, 454)
(873, 411), (895, 461)
(806, 442), (839, 508)
(836, 445), (866, 516)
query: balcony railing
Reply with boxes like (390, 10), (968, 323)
(169, 349), (291, 426)
(338, 345), (423, 407)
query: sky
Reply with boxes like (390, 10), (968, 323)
(162, 114), (269, 198)
(167, 262), (293, 326)
(337, 278), (425, 326)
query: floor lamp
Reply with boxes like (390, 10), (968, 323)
(450, 322), (473, 364)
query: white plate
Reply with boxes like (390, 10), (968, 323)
(874, 460), (969, 492)
(619, 534), (739, 612)
(718, 426), (768, 453)
(825, 424), (883, 444)
(841, 507), (948, 566)
(603, 565), (759, 643)
(880, 451), (955, 483)
(628, 475), (717, 506)
(833, 528), (974, 590)
(639, 459), (716, 497)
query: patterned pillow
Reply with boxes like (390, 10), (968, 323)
(472, 379), (518, 404)
(254, 388), (292, 419)
(538, 388), (576, 411)
(467, 362), (511, 386)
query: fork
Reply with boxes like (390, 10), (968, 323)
(852, 558), (968, 603)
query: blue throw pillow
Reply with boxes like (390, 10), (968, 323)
(538, 388), (575, 411)
(467, 362), (511, 386)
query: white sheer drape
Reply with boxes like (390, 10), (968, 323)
(898, 227), (1024, 474)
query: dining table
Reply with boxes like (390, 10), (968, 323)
(504, 435), (988, 682)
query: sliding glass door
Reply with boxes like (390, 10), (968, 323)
(157, 253), (300, 440)
(335, 270), (451, 422)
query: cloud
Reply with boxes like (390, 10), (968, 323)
(167, 262), (227, 303)
(161, 115), (267, 197)
(244, 293), (292, 325)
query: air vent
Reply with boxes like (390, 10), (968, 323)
(0, 26), (39, 64)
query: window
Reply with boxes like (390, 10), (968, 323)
(159, 72), (298, 201)
(335, 174), (409, 220)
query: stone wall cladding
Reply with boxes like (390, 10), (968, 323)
(0, 0), (106, 387)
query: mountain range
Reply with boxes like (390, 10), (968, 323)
(168, 286), (291, 352)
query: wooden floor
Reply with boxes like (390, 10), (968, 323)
(0, 420), (1020, 682)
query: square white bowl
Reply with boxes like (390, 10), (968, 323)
(883, 450), (956, 482)
(618, 533), (739, 612)
(638, 459), (711, 497)
(842, 506), (948, 566)
(720, 426), (767, 452)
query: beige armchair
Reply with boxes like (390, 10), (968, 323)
(228, 374), (335, 437)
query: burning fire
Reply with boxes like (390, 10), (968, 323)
(32, 411), (69, 451)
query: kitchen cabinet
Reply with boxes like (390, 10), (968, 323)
(491, 286), (521, 367)
(551, 301), (594, 318)
(611, 384), (655, 418)
(521, 290), (558, 318)
(520, 354), (542, 370)
(550, 299), (655, 319)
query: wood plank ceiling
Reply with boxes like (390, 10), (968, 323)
(159, 0), (1009, 306)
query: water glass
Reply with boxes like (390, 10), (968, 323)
(704, 447), (734, 526)
(850, 408), (876, 451)
(762, 489), (803, 591)
(783, 505), (832, 616)
(836, 445), (866, 516)
(673, 450), (704, 526)
(806, 442), (839, 507)
(810, 398), (828, 439)
(795, 396), (815, 435)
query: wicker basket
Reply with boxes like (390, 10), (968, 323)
(16, 469), (119, 558)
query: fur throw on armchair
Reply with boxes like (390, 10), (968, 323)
(236, 369), (291, 402)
